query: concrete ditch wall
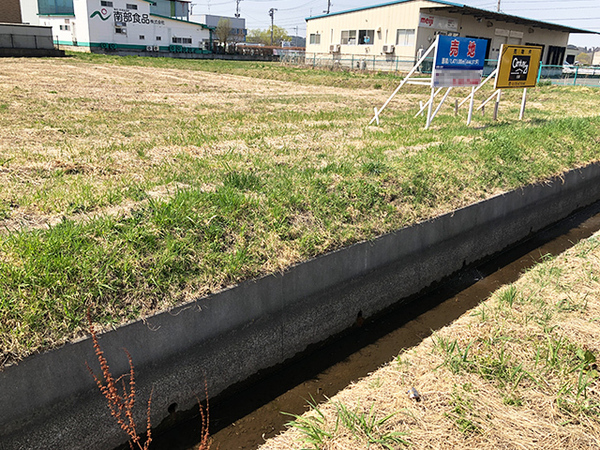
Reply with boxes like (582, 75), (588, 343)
(3, 162), (600, 449)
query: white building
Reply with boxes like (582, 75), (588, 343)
(20, 0), (214, 54)
(594, 51), (600, 67)
(306, 0), (596, 70)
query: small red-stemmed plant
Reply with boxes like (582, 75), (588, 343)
(196, 374), (211, 450)
(86, 311), (152, 450)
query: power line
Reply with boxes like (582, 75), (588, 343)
(278, 0), (322, 12)
(544, 17), (600, 21)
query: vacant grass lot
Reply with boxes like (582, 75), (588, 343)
(1, 54), (599, 368)
(261, 231), (600, 450)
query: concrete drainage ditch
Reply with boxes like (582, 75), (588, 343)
(2, 163), (600, 449)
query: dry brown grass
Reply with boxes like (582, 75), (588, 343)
(2, 55), (600, 369)
(261, 232), (600, 449)
(0, 58), (391, 231)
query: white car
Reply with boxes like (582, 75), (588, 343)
(563, 62), (599, 76)
(562, 62), (576, 74)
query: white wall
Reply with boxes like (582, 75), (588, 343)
(33, 0), (210, 49)
(19, 0), (40, 25)
(87, 0), (210, 48)
(306, 1), (440, 59)
(306, 0), (571, 65)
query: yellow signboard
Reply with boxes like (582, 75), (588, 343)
(495, 45), (542, 89)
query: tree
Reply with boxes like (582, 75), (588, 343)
(215, 18), (232, 45)
(246, 26), (291, 46)
(576, 52), (591, 65)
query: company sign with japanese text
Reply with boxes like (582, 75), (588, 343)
(432, 35), (488, 87)
(495, 45), (542, 89)
(419, 14), (458, 32)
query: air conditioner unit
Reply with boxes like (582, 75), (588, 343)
(146, 45), (153, 51)
(382, 45), (395, 53)
(329, 44), (341, 53)
(153, 46), (160, 51)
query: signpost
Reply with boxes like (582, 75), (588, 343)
(495, 45), (542, 89)
(494, 44), (542, 120)
(370, 35), (488, 129)
(372, 41), (542, 129)
(432, 35), (487, 88)
(426, 35), (487, 128)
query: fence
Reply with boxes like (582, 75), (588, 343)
(281, 53), (498, 75)
(538, 64), (600, 87)
(0, 33), (55, 50)
(281, 52), (600, 88)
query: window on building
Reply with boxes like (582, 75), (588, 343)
(466, 36), (492, 61)
(125, 3), (137, 9)
(526, 42), (545, 62)
(139, 35), (145, 40)
(172, 37), (192, 44)
(38, 0), (74, 15)
(115, 27), (127, 35)
(546, 45), (565, 65)
(100, 1), (113, 6)
(309, 33), (321, 45)
(340, 30), (357, 45)
(59, 24), (71, 31)
(156, 36), (162, 41)
(358, 30), (374, 45)
(396, 29), (415, 46)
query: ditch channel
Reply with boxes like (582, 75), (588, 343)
(143, 200), (600, 450)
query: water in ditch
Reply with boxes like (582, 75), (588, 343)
(146, 201), (600, 450)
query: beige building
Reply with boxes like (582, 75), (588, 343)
(305, 0), (594, 70)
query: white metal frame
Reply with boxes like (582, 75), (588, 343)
(370, 38), (490, 129)
(370, 40), (437, 126)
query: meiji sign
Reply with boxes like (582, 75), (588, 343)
(419, 14), (458, 32)
(432, 35), (488, 87)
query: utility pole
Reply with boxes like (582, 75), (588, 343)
(269, 8), (277, 45)
(497, 0), (501, 11)
(235, 0), (242, 18)
(324, 0), (331, 14)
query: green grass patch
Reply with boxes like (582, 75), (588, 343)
(1, 56), (600, 366)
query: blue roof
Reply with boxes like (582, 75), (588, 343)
(305, 0), (598, 35)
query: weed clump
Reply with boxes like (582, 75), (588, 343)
(86, 311), (152, 450)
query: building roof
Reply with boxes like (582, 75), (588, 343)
(306, 0), (598, 35)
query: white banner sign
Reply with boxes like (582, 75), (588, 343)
(419, 14), (458, 32)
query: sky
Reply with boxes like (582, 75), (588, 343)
(190, 0), (600, 49)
